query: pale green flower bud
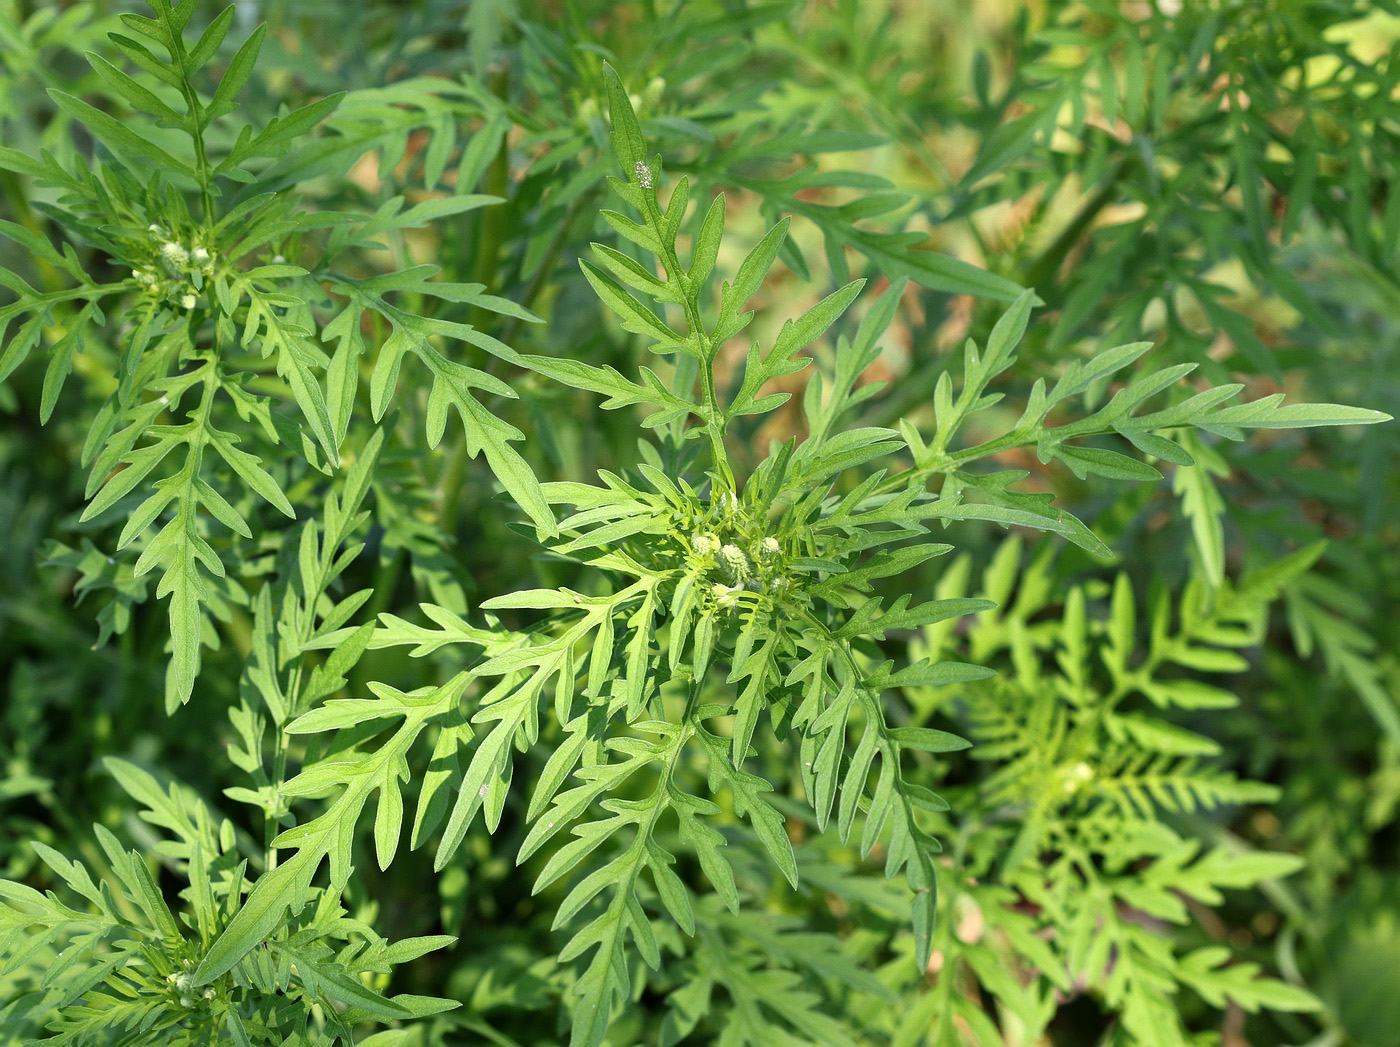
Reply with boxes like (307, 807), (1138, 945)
(1061, 761), (1094, 795)
(719, 543), (750, 582)
(159, 242), (190, 275)
(711, 582), (742, 610)
(691, 532), (719, 558)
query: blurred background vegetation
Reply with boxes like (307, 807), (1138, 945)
(2, 1), (1398, 1044)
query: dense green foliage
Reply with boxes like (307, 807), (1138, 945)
(1, 2), (1396, 1045)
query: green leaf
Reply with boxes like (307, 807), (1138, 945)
(602, 63), (647, 174)
(979, 288), (1035, 381)
(186, 6), (235, 70)
(887, 661), (996, 688)
(580, 260), (682, 348)
(714, 219), (791, 345)
(481, 589), (588, 610)
(887, 727), (973, 752)
(1204, 397), (1392, 430)
(49, 90), (195, 177)
(208, 429), (295, 518)
(194, 849), (318, 984)
(1050, 444), (1163, 482)
(1173, 432), (1228, 586)
(86, 52), (184, 125)
(207, 24), (266, 123)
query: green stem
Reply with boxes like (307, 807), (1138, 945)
(262, 520), (354, 866)
(441, 68), (515, 524)
(638, 186), (736, 496)
(498, 192), (595, 348)
(159, 6), (217, 228)
(438, 440), (472, 538)
(467, 66), (513, 331)
(580, 694), (697, 1024)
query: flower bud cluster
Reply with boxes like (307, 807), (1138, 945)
(165, 959), (216, 1009)
(131, 225), (215, 311)
(681, 497), (792, 614)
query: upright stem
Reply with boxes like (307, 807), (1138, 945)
(442, 68), (513, 527)
(639, 188), (737, 496)
(159, 3), (217, 227)
(467, 66), (513, 331)
(499, 192), (595, 347)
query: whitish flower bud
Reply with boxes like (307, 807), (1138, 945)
(758, 536), (780, 558)
(160, 242), (190, 269)
(711, 583), (742, 610)
(191, 246), (211, 265)
(181, 293), (198, 310)
(691, 532), (719, 558)
(719, 543), (750, 582)
(1061, 761), (1094, 794)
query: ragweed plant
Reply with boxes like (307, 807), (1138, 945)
(175, 67), (1384, 1046)
(0, 6), (1394, 1047)
(895, 538), (1329, 1045)
(0, 0), (549, 712)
